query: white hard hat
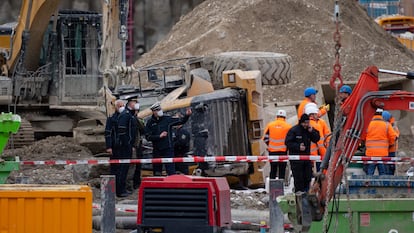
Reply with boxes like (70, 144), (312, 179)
(375, 108), (384, 113)
(276, 109), (287, 118)
(305, 103), (318, 115)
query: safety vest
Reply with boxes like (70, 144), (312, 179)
(309, 119), (320, 156)
(316, 118), (331, 159)
(389, 121), (400, 153)
(365, 115), (397, 157)
(297, 98), (327, 119)
(262, 117), (292, 152)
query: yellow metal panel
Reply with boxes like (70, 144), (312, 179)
(222, 70), (265, 187)
(0, 185), (92, 233)
(0, 35), (11, 49)
(222, 70), (263, 121)
(187, 76), (214, 97)
(397, 37), (414, 51)
(7, 0), (60, 71)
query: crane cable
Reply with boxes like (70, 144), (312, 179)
(323, 1), (355, 232)
(324, 1), (356, 233)
(330, 0), (343, 90)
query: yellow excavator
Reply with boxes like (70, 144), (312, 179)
(0, 0), (126, 152)
(0, 0), (295, 187)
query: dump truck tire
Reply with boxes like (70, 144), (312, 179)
(208, 51), (292, 88)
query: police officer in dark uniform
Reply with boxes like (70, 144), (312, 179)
(132, 103), (146, 189)
(145, 102), (192, 176)
(172, 120), (191, 175)
(104, 99), (125, 193)
(285, 114), (320, 192)
(117, 97), (139, 197)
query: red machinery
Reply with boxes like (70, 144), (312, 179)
(284, 66), (414, 231)
(137, 175), (231, 233)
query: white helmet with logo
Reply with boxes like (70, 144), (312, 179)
(305, 103), (318, 115)
(276, 109), (287, 118)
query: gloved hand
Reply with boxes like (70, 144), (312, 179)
(319, 104), (330, 112)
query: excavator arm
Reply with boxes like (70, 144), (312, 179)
(0, 0), (60, 74)
(280, 66), (414, 232)
(313, 66), (414, 216)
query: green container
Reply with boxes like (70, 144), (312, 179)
(0, 112), (21, 154)
(0, 161), (19, 184)
(309, 198), (414, 233)
(0, 112), (21, 184)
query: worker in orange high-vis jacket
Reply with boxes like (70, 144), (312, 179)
(262, 109), (292, 180)
(382, 111), (400, 175)
(304, 103), (331, 172)
(297, 87), (329, 119)
(365, 108), (397, 175)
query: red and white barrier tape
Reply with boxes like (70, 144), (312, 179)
(19, 155), (316, 165)
(19, 155), (414, 166)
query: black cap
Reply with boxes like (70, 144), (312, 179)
(299, 113), (310, 123)
(127, 97), (138, 102)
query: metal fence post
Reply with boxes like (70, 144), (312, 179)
(101, 175), (116, 233)
(269, 179), (284, 233)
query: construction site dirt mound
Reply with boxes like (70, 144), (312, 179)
(135, 0), (414, 102)
(3, 136), (95, 185)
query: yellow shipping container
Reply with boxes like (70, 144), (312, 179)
(0, 185), (92, 233)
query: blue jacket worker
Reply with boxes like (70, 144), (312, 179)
(104, 99), (125, 187)
(116, 97), (140, 197)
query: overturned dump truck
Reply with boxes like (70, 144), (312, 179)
(136, 69), (267, 188)
(102, 51), (292, 188)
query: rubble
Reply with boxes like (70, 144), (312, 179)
(135, 0), (414, 102)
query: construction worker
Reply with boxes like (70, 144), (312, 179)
(382, 111), (400, 175)
(104, 99), (125, 195)
(297, 87), (329, 119)
(364, 108), (397, 175)
(116, 97), (140, 197)
(262, 109), (292, 181)
(285, 114), (320, 192)
(339, 85), (352, 104)
(145, 102), (192, 176)
(304, 103), (331, 172)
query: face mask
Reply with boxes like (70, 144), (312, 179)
(134, 103), (140, 111)
(118, 106), (125, 113)
(157, 110), (164, 117)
